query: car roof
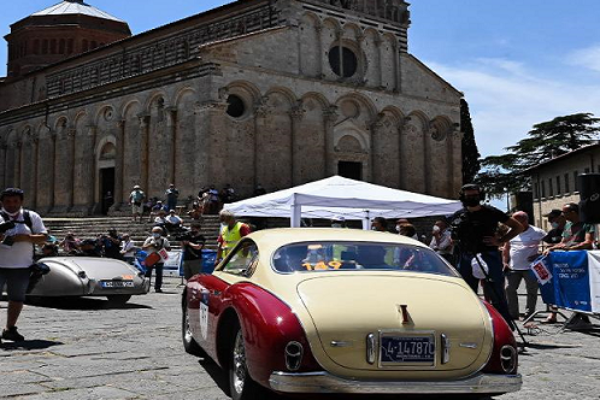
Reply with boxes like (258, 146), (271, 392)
(244, 228), (428, 256)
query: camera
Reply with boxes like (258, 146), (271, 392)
(175, 232), (193, 242)
(0, 221), (16, 234)
(449, 210), (481, 254)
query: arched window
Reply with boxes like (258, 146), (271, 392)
(91, 41), (97, 49)
(82, 40), (89, 52)
(33, 40), (40, 55)
(67, 39), (74, 54)
(59, 39), (66, 54)
(50, 39), (57, 54)
(42, 40), (49, 54)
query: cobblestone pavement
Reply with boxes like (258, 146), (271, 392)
(1, 277), (599, 400)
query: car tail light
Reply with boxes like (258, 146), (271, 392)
(482, 301), (518, 374)
(285, 341), (304, 371)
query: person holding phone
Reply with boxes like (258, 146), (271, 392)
(0, 188), (48, 344)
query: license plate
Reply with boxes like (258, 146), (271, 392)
(101, 281), (134, 289)
(380, 335), (435, 365)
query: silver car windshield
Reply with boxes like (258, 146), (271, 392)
(272, 241), (458, 277)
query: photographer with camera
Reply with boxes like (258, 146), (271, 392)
(182, 223), (206, 280)
(450, 184), (524, 327)
(0, 188), (48, 344)
(142, 227), (171, 293)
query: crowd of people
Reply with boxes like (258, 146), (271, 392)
(1, 182), (598, 346)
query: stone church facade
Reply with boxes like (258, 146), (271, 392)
(0, 0), (463, 216)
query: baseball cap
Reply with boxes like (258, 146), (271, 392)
(1, 188), (24, 200)
(133, 185), (141, 189)
(544, 209), (562, 218)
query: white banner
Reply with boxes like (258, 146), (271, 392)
(588, 251), (600, 314)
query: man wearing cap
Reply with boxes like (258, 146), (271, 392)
(128, 185), (146, 224)
(542, 209), (567, 246)
(0, 188), (48, 343)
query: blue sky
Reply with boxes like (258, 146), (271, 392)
(1, 1), (599, 195)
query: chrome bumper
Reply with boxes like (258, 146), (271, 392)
(269, 371), (522, 394)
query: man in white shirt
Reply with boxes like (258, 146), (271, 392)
(502, 211), (546, 320)
(0, 188), (48, 343)
(165, 209), (184, 234)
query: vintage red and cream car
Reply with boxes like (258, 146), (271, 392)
(182, 228), (522, 399)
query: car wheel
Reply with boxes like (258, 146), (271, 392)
(229, 324), (267, 400)
(182, 304), (208, 358)
(106, 295), (131, 305)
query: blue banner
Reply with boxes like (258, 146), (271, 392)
(540, 251), (592, 313)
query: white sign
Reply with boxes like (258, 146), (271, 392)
(531, 257), (552, 286)
(588, 252), (600, 314)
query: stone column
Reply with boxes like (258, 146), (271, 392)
(85, 125), (96, 209)
(392, 40), (401, 92)
(115, 119), (125, 207)
(194, 102), (228, 190)
(165, 107), (178, 185)
(67, 128), (76, 208)
(50, 130), (57, 209)
(0, 142), (6, 190)
(375, 36), (383, 88)
(316, 25), (324, 77)
(357, 33), (366, 83)
(31, 133), (39, 209)
(336, 29), (344, 79)
(253, 100), (269, 188)
(290, 101), (305, 186)
(15, 140), (22, 189)
(423, 122), (432, 194)
(323, 106), (339, 176)
(138, 114), (150, 191)
(370, 113), (385, 183)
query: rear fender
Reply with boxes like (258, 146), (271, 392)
(217, 283), (321, 388)
(482, 301), (518, 374)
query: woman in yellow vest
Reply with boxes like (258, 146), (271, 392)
(216, 209), (251, 264)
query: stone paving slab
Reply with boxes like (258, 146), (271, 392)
(0, 277), (598, 400)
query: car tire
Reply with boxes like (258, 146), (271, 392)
(106, 295), (131, 305)
(229, 323), (267, 400)
(182, 304), (208, 358)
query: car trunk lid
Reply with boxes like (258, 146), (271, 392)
(297, 274), (489, 372)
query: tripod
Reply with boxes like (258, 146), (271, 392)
(470, 252), (529, 350)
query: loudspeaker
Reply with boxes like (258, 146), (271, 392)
(578, 173), (600, 224)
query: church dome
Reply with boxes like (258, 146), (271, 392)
(31, 0), (126, 23)
(5, 0), (131, 78)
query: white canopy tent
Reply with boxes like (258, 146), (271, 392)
(225, 176), (462, 230)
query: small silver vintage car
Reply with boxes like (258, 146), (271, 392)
(28, 257), (149, 305)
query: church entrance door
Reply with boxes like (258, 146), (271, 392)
(100, 168), (115, 215)
(338, 161), (362, 180)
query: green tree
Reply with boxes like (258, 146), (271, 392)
(476, 113), (600, 198)
(461, 99), (480, 184)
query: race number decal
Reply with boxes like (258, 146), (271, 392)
(302, 261), (342, 271)
(199, 292), (209, 340)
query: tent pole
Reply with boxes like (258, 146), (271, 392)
(362, 210), (371, 231)
(291, 195), (302, 228)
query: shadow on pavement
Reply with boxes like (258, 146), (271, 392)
(24, 296), (152, 310)
(0, 339), (63, 352)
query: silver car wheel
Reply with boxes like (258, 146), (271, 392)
(232, 329), (247, 395)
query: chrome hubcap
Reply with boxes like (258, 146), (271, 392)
(184, 310), (193, 343)
(232, 330), (247, 394)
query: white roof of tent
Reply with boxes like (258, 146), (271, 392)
(225, 176), (462, 220)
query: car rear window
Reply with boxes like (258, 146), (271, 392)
(272, 241), (458, 277)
